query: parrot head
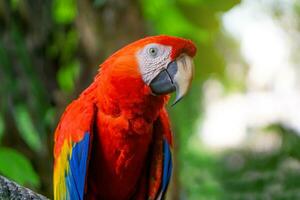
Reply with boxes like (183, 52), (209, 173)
(101, 35), (197, 105)
(136, 35), (196, 105)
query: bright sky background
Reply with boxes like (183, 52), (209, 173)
(199, 0), (300, 149)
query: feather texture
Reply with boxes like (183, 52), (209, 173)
(66, 133), (90, 200)
(160, 139), (173, 199)
(53, 35), (196, 200)
(53, 87), (96, 200)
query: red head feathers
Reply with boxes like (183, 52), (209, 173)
(97, 35), (197, 106)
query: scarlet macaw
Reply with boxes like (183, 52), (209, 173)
(53, 35), (196, 200)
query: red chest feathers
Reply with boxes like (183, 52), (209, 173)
(86, 110), (155, 200)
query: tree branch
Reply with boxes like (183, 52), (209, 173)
(0, 176), (49, 200)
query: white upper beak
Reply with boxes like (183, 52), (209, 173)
(172, 54), (195, 105)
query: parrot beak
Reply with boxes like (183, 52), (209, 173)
(149, 54), (195, 105)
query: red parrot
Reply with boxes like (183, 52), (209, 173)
(53, 35), (196, 200)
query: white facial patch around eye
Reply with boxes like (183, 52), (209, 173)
(137, 43), (172, 85)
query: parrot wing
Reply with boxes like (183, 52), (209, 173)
(147, 108), (173, 200)
(160, 137), (173, 199)
(53, 98), (96, 200)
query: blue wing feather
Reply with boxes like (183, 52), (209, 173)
(66, 132), (90, 200)
(160, 138), (173, 199)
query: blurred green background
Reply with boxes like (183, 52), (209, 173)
(1, 0), (300, 199)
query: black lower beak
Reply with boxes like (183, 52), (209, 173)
(149, 54), (194, 105)
(149, 61), (178, 95)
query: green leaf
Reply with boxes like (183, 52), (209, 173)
(61, 29), (79, 63)
(177, 0), (241, 12)
(141, 0), (209, 42)
(10, 0), (20, 10)
(52, 0), (77, 24)
(57, 60), (80, 92)
(44, 107), (56, 127)
(0, 148), (40, 187)
(13, 105), (42, 152)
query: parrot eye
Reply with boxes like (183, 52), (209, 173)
(148, 47), (158, 58)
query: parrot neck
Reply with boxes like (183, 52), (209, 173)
(95, 72), (169, 122)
